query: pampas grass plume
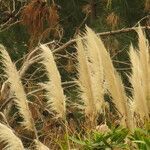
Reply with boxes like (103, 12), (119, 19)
(129, 46), (147, 117)
(0, 44), (34, 130)
(86, 27), (131, 127)
(34, 140), (49, 150)
(76, 35), (97, 123)
(39, 45), (66, 119)
(137, 27), (150, 113)
(0, 123), (24, 150)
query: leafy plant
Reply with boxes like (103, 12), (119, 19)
(70, 126), (129, 149)
(130, 127), (150, 150)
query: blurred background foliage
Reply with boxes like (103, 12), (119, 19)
(0, 0), (150, 69)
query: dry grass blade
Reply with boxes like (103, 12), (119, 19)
(0, 44), (34, 130)
(0, 123), (24, 150)
(39, 45), (66, 119)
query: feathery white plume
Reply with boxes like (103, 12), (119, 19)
(0, 123), (24, 150)
(34, 140), (49, 150)
(129, 41), (148, 119)
(39, 45), (66, 119)
(76, 35), (97, 123)
(137, 27), (150, 113)
(0, 44), (34, 130)
(77, 27), (131, 128)
(85, 27), (105, 111)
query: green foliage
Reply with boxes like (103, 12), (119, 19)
(130, 127), (150, 150)
(0, 24), (29, 60)
(70, 127), (129, 149)
(70, 126), (150, 149)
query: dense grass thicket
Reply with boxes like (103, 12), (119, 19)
(0, 27), (149, 149)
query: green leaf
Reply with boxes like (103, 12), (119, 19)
(69, 136), (86, 146)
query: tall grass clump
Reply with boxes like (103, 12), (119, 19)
(0, 26), (149, 149)
(0, 45), (34, 131)
(76, 27), (132, 129)
(129, 27), (150, 124)
(0, 123), (24, 150)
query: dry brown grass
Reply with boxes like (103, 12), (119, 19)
(21, 0), (61, 49)
(106, 12), (120, 29)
